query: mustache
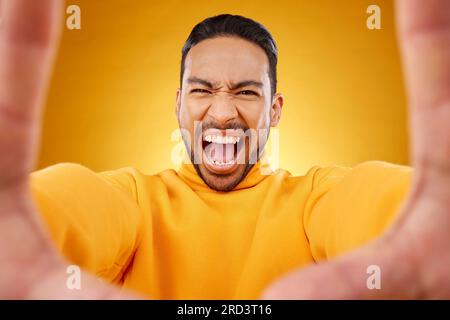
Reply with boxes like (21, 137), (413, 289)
(200, 120), (249, 132)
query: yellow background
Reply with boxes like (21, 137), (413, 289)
(38, 0), (409, 175)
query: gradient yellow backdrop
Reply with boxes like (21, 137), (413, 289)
(38, 0), (409, 175)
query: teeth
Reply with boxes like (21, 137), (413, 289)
(204, 152), (236, 167)
(203, 135), (240, 144)
(211, 159), (235, 166)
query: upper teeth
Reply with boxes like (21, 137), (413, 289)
(204, 135), (240, 144)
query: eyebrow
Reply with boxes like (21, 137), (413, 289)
(187, 77), (263, 90)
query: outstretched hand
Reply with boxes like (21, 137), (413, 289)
(263, 0), (450, 299)
(0, 0), (137, 299)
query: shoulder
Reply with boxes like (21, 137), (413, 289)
(30, 163), (149, 201)
(276, 161), (412, 194)
(31, 162), (178, 190)
(303, 161), (413, 204)
(30, 162), (101, 187)
(323, 161), (411, 186)
(308, 160), (411, 185)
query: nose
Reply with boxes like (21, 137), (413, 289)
(206, 92), (238, 126)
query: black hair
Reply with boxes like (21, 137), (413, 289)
(180, 14), (278, 96)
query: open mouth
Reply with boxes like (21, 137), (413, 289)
(201, 129), (245, 174)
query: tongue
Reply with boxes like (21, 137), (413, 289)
(208, 143), (234, 163)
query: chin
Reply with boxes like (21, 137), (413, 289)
(195, 163), (251, 192)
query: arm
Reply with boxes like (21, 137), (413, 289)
(303, 161), (412, 261)
(30, 163), (143, 283)
(0, 0), (138, 299)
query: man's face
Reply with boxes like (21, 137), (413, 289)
(176, 36), (283, 191)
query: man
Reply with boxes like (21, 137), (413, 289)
(0, 0), (448, 299)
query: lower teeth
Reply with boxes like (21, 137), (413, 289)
(212, 159), (234, 166)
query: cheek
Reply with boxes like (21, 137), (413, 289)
(179, 98), (209, 129)
(237, 102), (270, 129)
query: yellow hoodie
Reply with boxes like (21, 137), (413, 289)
(30, 160), (411, 299)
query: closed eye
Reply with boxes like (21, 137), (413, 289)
(190, 88), (212, 94)
(237, 90), (258, 96)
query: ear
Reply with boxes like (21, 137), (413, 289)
(270, 93), (283, 127)
(175, 88), (181, 119)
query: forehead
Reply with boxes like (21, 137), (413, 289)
(184, 36), (270, 86)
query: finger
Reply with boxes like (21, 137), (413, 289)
(0, 0), (63, 188)
(2, 0), (62, 45)
(261, 238), (422, 299)
(396, 0), (450, 110)
(0, 1), (64, 297)
(0, 0), (62, 120)
(395, 0), (450, 191)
